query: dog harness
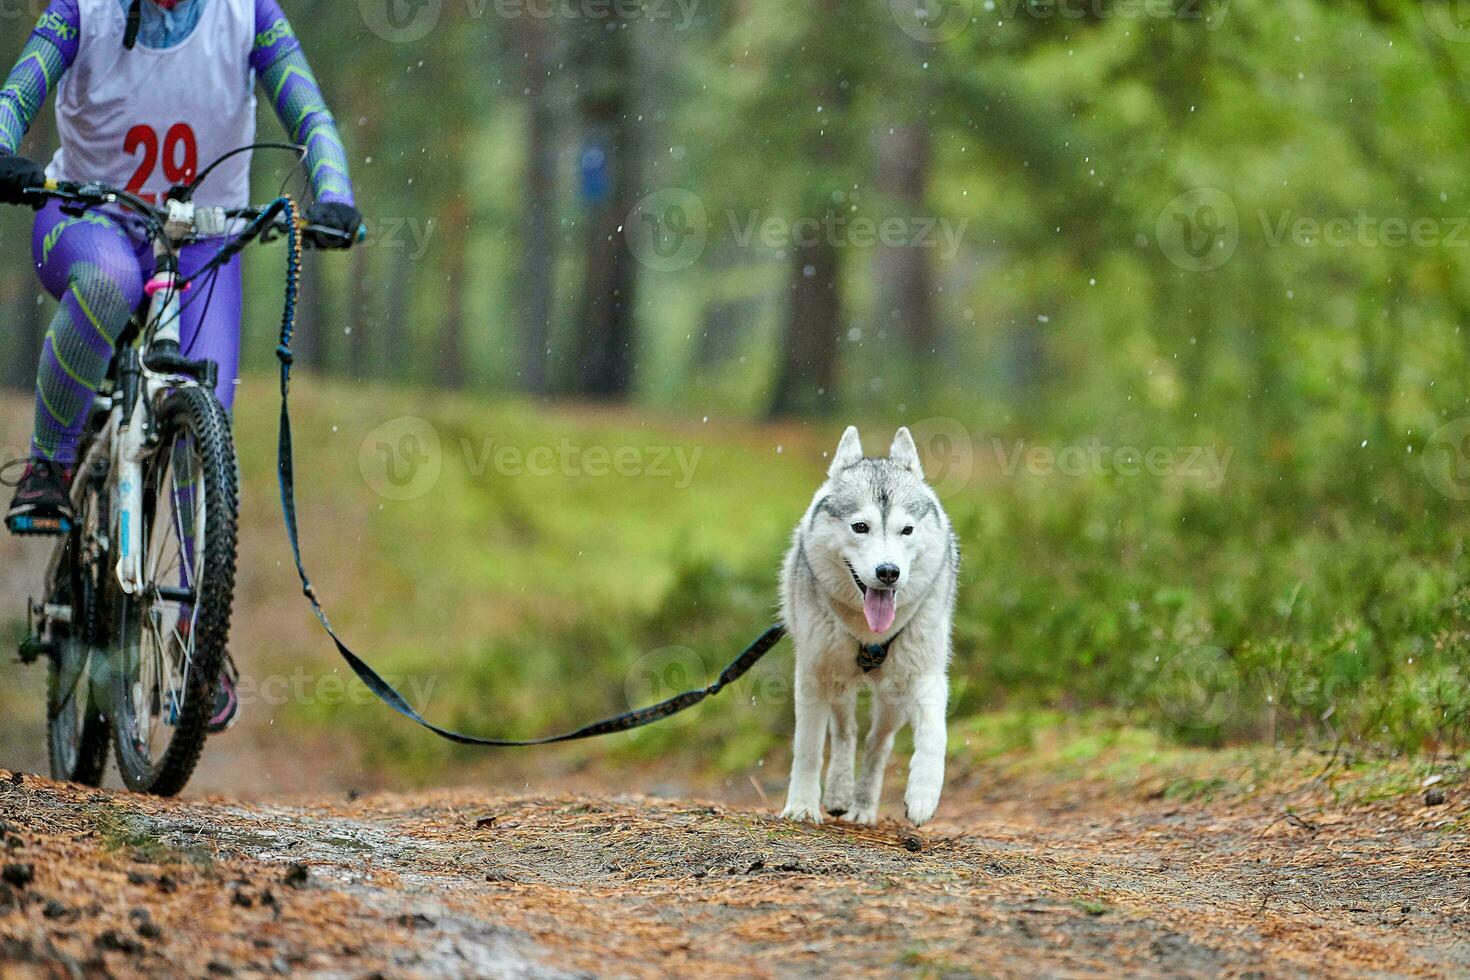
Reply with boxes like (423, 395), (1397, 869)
(857, 628), (904, 673)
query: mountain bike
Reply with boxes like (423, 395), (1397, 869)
(15, 158), (349, 795)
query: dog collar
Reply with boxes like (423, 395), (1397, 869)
(857, 628), (903, 673)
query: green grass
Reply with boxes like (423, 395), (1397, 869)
(7, 377), (1469, 788)
(221, 376), (1470, 781)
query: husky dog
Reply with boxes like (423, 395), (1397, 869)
(780, 426), (959, 826)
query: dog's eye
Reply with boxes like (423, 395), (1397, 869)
(851, 522), (869, 534)
(901, 525), (914, 536)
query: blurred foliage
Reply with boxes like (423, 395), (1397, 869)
(2, 0), (1470, 778)
(203, 380), (1470, 781)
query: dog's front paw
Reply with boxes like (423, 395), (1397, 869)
(822, 783), (854, 818)
(781, 800), (824, 824)
(904, 786), (941, 827)
(847, 803), (880, 825)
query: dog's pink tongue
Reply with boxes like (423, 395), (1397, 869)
(863, 588), (897, 633)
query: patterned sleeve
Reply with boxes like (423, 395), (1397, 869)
(251, 0), (354, 205)
(0, 0), (81, 156)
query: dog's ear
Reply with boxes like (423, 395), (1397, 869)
(828, 426), (864, 477)
(889, 427), (924, 478)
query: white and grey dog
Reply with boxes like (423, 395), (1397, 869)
(780, 426), (958, 826)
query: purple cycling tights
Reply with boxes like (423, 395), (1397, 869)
(28, 198), (243, 465)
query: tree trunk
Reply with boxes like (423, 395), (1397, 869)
(437, 196), (470, 390)
(769, 224), (843, 418)
(295, 259), (328, 372)
(382, 246), (414, 383)
(346, 244), (372, 382)
(570, 15), (638, 398)
(514, 15), (557, 397)
(874, 122), (937, 359)
(767, 16), (846, 419)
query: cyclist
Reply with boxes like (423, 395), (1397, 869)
(0, 0), (361, 729)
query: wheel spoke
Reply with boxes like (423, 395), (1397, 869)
(109, 389), (235, 795)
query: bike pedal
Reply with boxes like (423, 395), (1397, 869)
(6, 515), (71, 536)
(17, 636), (55, 665)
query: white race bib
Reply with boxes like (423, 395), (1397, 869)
(48, 0), (258, 209)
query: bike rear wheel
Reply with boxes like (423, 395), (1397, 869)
(111, 386), (239, 795)
(45, 456), (110, 786)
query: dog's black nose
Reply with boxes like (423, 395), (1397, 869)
(875, 563), (900, 586)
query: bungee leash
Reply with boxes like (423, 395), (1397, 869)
(268, 196), (788, 745)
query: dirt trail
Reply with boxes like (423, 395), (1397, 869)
(0, 770), (1463, 978)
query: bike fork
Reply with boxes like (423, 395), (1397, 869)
(115, 349), (147, 595)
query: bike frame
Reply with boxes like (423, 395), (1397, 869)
(24, 164), (349, 626)
(111, 198), (212, 595)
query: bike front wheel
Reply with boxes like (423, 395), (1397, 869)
(111, 386), (239, 795)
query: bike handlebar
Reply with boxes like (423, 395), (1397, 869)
(20, 179), (362, 248)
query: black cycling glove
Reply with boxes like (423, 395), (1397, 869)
(0, 153), (47, 208)
(304, 201), (363, 249)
